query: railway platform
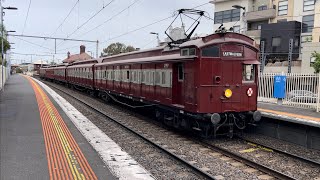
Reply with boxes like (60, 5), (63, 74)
(258, 102), (320, 128)
(0, 75), (153, 180)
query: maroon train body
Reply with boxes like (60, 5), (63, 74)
(40, 32), (261, 137)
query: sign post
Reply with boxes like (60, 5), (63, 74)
(274, 75), (286, 105)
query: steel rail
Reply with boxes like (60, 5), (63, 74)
(41, 79), (298, 180)
(240, 137), (320, 168)
(43, 82), (216, 180)
(199, 140), (296, 180)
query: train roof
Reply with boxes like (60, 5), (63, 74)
(96, 54), (196, 67)
(68, 58), (103, 66)
(101, 46), (165, 62)
(180, 32), (256, 49)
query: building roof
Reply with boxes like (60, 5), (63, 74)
(62, 53), (92, 63)
(62, 45), (93, 63)
(32, 60), (49, 65)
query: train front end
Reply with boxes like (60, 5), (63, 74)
(192, 32), (261, 137)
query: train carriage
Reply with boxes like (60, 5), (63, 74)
(41, 31), (261, 137)
(66, 60), (98, 90)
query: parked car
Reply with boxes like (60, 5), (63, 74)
(287, 90), (318, 103)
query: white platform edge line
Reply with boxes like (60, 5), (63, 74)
(32, 78), (154, 180)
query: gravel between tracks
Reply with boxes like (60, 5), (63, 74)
(44, 81), (320, 179)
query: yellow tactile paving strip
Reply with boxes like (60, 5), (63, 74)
(24, 75), (97, 180)
(258, 108), (320, 122)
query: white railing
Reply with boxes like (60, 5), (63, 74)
(258, 73), (320, 112)
(0, 65), (11, 91)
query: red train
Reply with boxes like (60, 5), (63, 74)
(40, 32), (261, 137)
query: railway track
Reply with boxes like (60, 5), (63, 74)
(41, 80), (316, 180)
(239, 137), (320, 167)
(42, 81), (216, 180)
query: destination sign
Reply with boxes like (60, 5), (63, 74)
(222, 52), (243, 57)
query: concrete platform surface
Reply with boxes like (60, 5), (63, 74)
(258, 102), (320, 128)
(0, 75), (116, 180)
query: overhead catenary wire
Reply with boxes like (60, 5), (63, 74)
(12, 36), (53, 51)
(56, 2), (215, 53)
(76, 0), (142, 38)
(47, 0), (80, 39)
(22, 0), (32, 35)
(60, 0), (116, 41)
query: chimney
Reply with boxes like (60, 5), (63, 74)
(67, 51), (70, 59)
(80, 45), (85, 54)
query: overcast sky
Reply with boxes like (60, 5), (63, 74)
(3, 0), (215, 64)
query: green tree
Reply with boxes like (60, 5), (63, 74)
(311, 51), (320, 73)
(102, 42), (136, 56)
(0, 25), (12, 66)
(0, 25), (11, 53)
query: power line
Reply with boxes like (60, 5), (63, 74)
(77, 0), (142, 38)
(62, 0), (116, 40)
(11, 36), (53, 51)
(101, 15), (173, 44)
(22, 0), (32, 35)
(48, 0), (80, 38)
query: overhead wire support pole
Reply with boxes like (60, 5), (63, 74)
(96, 40), (99, 58)
(1, 0), (4, 91)
(288, 39), (293, 73)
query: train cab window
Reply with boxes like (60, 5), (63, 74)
(178, 64), (184, 81)
(189, 48), (196, 56)
(201, 46), (220, 57)
(181, 49), (189, 56)
(181, 48), (196, 56)
(242, 64), (255, 82)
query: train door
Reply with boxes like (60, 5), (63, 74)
(172, 62), (185, 106)
(221, 60), (241, 110)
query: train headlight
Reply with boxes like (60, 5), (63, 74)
(224, 89), (232, 98)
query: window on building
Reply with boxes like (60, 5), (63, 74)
(272, 37), (281, 47)
(258, 5), (267, 11)
(202, 46), (220, 57)
(278, 0), (288, 16)
(214, 9), (240, 24)
(242, 64), (255, 82)
(233, 25), (240, 33)
(277, 19), (287, 23)
(302, 15), (314, 33)
(304, 0), (315, 12)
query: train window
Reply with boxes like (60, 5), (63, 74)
(146, 71), (150, 84)
(161, 72), (166, 85)
(178, 64), (184, 81)
(155, 71), (160, 85)
(189, 48), (196, 56)
(151, 71), (155, 85)
(202, 46), (220, 57)
(242, 64), (255, 82)
(142, 71), (145, 83)
(181, 49), (188, 56)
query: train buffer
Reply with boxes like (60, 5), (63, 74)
(0, 75), (154, 180)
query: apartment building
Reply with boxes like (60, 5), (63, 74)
(211, 0), (320, 73)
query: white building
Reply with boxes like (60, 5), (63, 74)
(210, 0), (320, 74)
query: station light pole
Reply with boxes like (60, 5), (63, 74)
(1, 2), (17, 91)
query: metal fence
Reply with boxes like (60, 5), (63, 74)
(258, 73), (320, 112)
